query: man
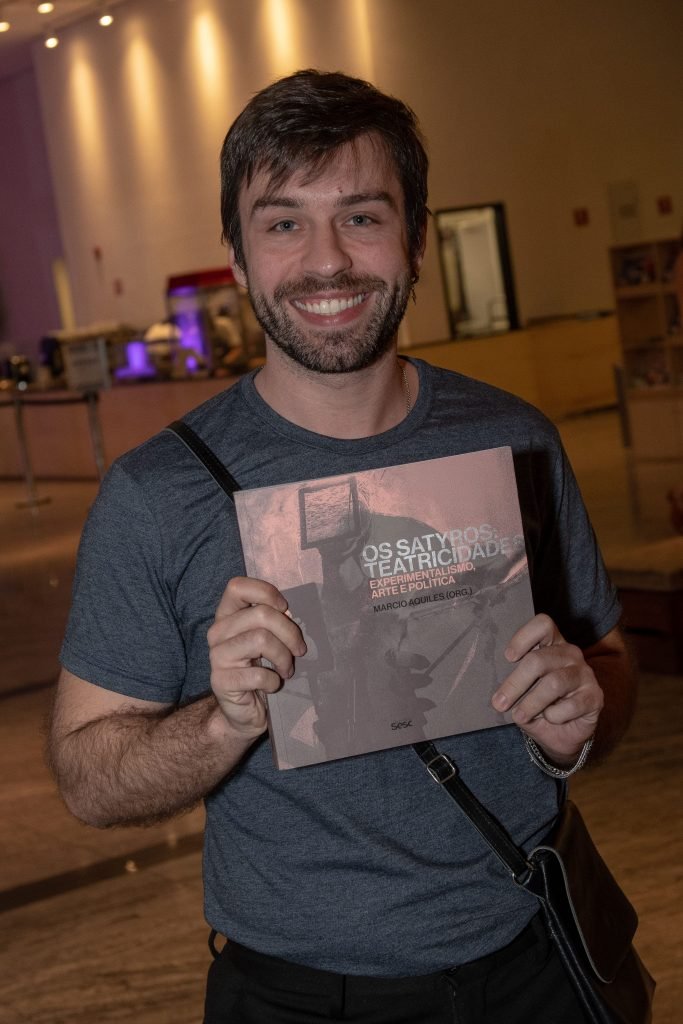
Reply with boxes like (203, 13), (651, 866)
(50, 70), (635, 1023)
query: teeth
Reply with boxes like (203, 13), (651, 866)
(294, 293), (366, 316)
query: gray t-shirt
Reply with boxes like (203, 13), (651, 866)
(61, 358), (621, 976)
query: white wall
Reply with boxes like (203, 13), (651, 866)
(371, 0), (683, 341)
(29, 0), (683, 342)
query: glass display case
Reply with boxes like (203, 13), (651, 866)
(166, 266), (264, 375)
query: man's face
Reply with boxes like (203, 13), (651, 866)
(230, 135), (416, 374)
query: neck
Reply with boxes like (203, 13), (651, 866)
(254, 344), (416, 439)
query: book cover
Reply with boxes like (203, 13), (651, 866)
(234, 447), (534, 769)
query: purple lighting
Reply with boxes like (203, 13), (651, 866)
(173, 308), (204, 370)
(128, 340), (152, 373)
(114, 339), (156, 380)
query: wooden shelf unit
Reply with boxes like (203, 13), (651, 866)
(610, 238), (682, 462)
(610, 238), (681, 391)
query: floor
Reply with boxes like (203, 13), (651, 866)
(1, 407), (681, 1022)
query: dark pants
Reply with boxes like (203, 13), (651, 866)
(203, 914), (588, 1023)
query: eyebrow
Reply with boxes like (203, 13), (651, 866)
(251, 196), (302, 215)
(337, 191), (397, 209)
(250, 190), (397, 218)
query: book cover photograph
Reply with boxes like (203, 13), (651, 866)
(234, 447), (534, 770)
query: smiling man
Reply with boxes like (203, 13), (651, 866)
(50, 71), (635, 1024)
(233, 139), (413, 380)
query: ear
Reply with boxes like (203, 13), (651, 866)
(410, 225), (427, 281)
(411, 247), (425, 284)
(228, 246), (247, 289)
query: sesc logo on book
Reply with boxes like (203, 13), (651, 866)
(235, 447), (534, 770)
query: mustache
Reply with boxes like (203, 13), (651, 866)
(273, 274), (388, 302)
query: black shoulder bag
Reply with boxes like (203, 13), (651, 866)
(412, 740), (654, 1024)
(166, 419), (655, 1024)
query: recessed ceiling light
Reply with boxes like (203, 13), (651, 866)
(44, 32), (59, 47)
(38, 2), (55, 13)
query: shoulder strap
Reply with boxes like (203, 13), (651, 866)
(165, 420), (241, 501)
(413, 739), (532, 881)
(165, 418), (533, 883)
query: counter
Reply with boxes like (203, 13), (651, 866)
(415, 314), (619, 420)
(0, 315), (620, 480)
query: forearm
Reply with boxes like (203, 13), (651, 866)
(49, 694), (258, 828)
(585, 638), (638, 764)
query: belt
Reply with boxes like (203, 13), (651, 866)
(215, 912), (545, 995)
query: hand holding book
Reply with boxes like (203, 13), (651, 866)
(492, 612), (603, 767)
(207, 576), (307, 739)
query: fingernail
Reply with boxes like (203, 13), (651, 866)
(493, 692), (508, 710)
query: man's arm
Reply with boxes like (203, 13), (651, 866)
(49, 578), (305, 828)
(492, 615), (637, 768)
(49, 674), (245, 827)
(579, 625), (637, 761)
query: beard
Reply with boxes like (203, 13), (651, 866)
(246, 270), (412, 374)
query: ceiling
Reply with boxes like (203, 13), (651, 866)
(0, 0), (123, 75)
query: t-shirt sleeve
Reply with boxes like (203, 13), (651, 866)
(60, 462), (187, 702)
(528, 441), (621, 648)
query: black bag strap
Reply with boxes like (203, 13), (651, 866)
(413, 740), (532, 881)
(165, 418), (534, 884)
(166, 420), (241, 500)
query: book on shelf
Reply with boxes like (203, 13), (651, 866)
(235, 446), (534, 770)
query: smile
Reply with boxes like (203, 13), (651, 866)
(292, 293), (368, 317)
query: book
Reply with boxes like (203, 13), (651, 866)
(234, 446), (534, 769)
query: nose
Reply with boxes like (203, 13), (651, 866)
(302, 223), (352, 278)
